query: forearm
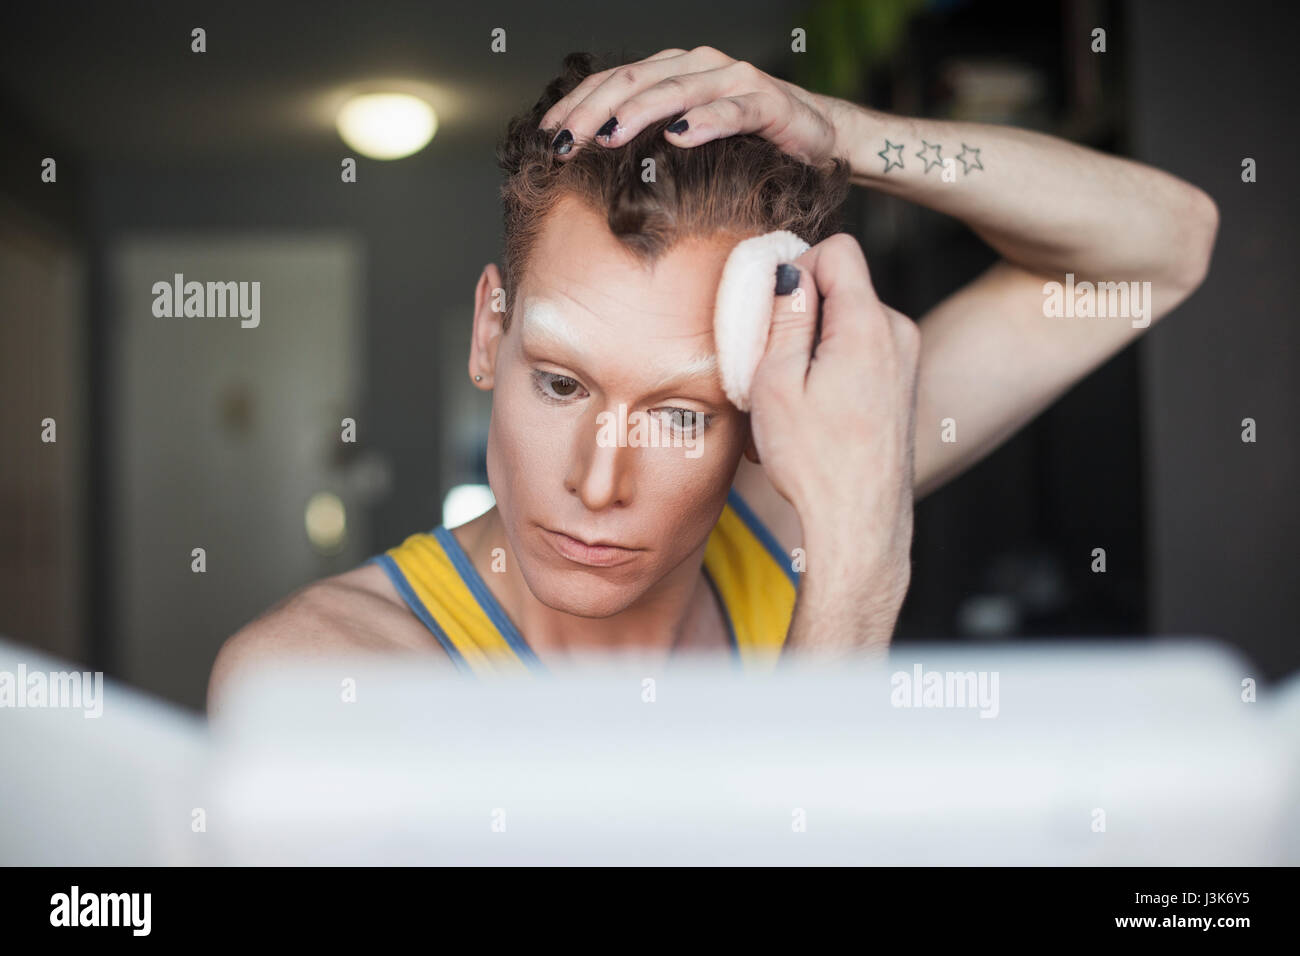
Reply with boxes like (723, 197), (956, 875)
(820, 97), (1217, 289)
(781, 518), (912, 660)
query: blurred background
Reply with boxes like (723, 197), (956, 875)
(0, 0), (1295, 713)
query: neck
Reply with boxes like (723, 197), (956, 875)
(451, 506), (710, 663)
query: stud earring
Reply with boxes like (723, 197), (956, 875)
(474, 374), (482, 382)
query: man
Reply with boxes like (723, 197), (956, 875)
(208, 48), (1216, 708)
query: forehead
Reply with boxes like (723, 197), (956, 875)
(517, 193), (743, 352)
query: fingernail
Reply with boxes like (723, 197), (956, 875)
(551, 129), (573, 154)
(595, 116), (619, 139)
(666, 117), (688, 134)
(775, 263), (800, 295)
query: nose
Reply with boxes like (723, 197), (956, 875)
(565, 404), (636, 510)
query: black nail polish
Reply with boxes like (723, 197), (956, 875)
(596, 116), (618, 139)
(775, 263), (800, 295)
(552, 129), (573, 154)
(666, 117), (688, 134)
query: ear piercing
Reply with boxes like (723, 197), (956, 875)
(474, 374), (483, 382)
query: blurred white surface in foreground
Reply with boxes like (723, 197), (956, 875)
(2, 636), (1297, 865)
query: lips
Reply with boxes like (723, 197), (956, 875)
(541, 527), (642, 568)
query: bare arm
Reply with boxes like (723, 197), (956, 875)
(734, 100), (1219, 571)
(206, 563), (452, 718)
(819, 98), (1220, 496)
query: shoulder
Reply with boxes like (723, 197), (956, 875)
(207, 560), (451, 714)
(730, 457), (803, 556)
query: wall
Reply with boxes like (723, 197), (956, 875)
(1130, 0), (1299, 679)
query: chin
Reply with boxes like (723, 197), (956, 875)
(536, 587), (632, 619)
(516, 546), (650, 619)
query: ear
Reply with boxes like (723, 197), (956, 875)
(469, 264), (507, 389)
(742, 416), (761, 464)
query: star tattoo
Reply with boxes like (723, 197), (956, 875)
(878, 140), (905, 173)
(956, 143), (983, 174)
(916, 140), (944, 173)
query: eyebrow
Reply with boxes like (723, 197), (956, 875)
(522, 297), (720, 393)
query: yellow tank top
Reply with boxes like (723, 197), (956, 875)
(368, 488), (798, 677)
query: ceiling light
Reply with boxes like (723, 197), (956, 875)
(336, 92), (437, 160)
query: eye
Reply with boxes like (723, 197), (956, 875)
(652, 407), (713, 436)
(531, 369), (587, 403)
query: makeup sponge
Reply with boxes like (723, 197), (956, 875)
(712, 230), (811, 411)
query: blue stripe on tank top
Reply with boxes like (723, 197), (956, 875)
(725, 488), (800, 589)
(432, 525), (547, 673)
(367, 554), (473, 676)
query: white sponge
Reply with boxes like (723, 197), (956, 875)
(712, 230), (811, 411)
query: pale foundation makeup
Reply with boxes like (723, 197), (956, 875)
(519, 296), (720, 459)
(520, 296), (720, 392)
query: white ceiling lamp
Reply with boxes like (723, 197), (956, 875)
(336, 92), (437, 160)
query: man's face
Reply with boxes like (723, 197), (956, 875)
(483, 194), (751, 618)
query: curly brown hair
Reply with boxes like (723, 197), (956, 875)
(494, 51), (852, 331)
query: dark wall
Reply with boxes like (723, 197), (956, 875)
(878, 0), (1147, 644)
(1129, 0), (1299, 680)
